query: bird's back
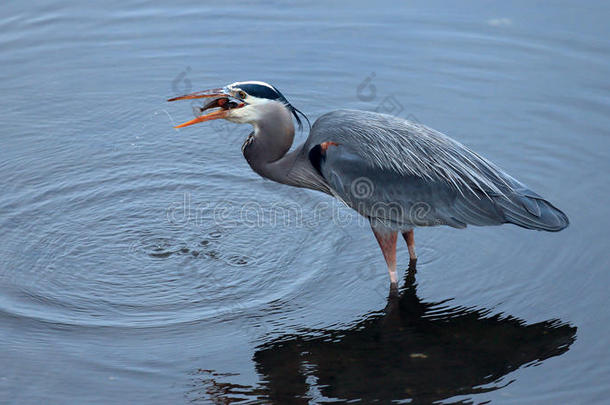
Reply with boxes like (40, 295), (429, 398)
(306, 109), (569, 232)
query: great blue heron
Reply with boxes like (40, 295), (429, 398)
(168, 81), (569, 284)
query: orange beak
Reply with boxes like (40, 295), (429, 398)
(167, 88), (243, 129)
(172, 107), (228, 128)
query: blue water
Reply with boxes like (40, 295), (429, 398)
(1, 1), (609, 403)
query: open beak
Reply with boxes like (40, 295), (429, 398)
(167, 88), (244, 128)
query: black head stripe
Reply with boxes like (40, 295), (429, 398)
(237, 82), (310, 131)
(237, 83), (283, 101)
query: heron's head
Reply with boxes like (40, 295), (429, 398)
(168, 81), (308, 130)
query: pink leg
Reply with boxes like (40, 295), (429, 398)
(371, 226), (398, 284)
(402, 229), (417, 261)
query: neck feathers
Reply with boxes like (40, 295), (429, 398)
(242, 101), (295, 166)
(239, 101), (329, 193)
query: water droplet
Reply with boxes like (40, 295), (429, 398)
(209, 231), (222, 239)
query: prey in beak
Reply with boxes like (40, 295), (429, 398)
(167, 88), (245, 128)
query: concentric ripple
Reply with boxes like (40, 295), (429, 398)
(0, 149), (338, 328)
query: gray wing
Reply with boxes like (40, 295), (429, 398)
(307, 110), (568, 231)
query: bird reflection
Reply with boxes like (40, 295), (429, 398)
(192, 263), (576, 404)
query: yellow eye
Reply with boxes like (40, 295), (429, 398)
(238, 90), (247, 99)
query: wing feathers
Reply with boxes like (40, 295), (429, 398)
(308, 109), (568, 231)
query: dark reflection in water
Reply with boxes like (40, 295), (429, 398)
(191, 263), (576, 404)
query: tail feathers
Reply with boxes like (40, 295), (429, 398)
(446, 186), (569, 232)
(496, 192), (569, 232)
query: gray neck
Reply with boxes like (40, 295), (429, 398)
(242, 102), (330, 194)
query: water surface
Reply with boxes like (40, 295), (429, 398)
(1, 1), (609, 403)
